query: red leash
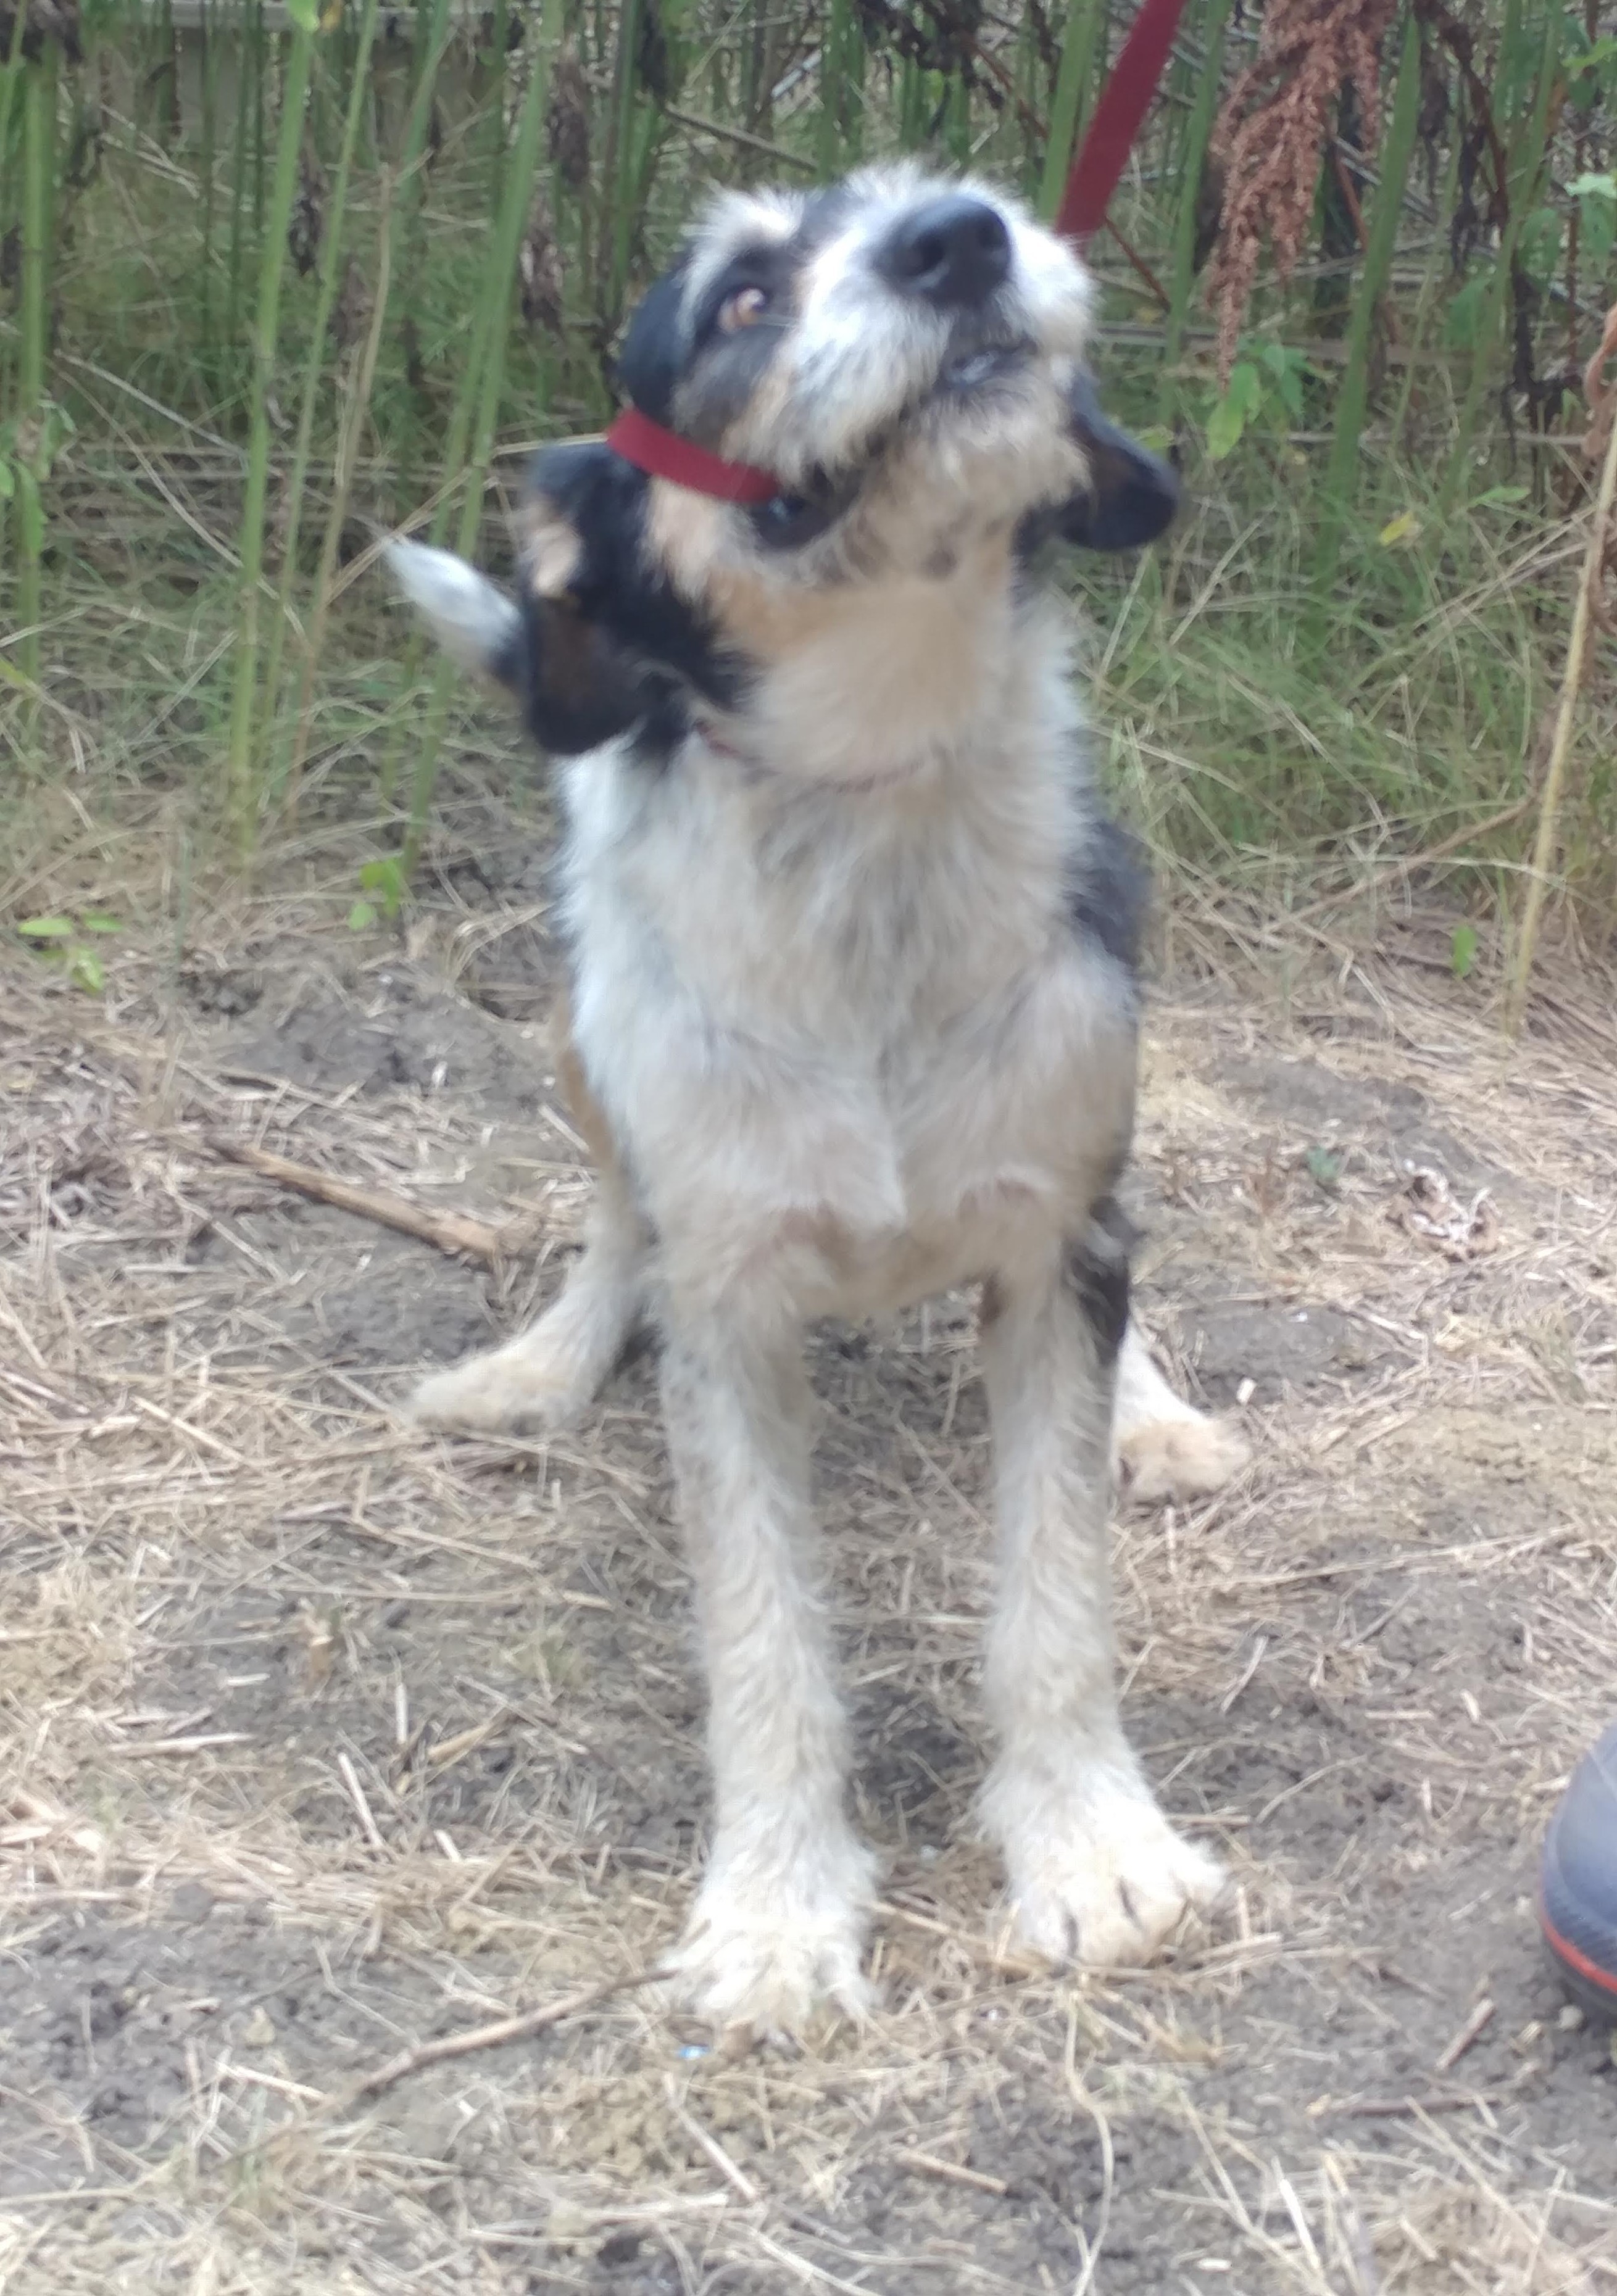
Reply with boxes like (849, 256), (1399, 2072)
(1056, 0), (1189, 245)
(607, 0), (1188, 499)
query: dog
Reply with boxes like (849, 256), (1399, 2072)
(388, 164), (1249, 2033)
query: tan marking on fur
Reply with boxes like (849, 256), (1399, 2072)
(644, 476), (1015, 675)
(519, 494), (584, 600)
(718, 358), (795, 462)
(551, 983), (619, 1180)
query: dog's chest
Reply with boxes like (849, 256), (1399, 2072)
(563, 736), (1136, 1311)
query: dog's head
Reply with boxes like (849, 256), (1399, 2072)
(389, 165), (1177, 762)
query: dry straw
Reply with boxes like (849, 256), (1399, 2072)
(1508, 300), (1617, 1032)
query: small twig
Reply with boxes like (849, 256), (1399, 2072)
(336, 1751), (386, 1850)
(665, 2076), (760, 2203)
(1288, 794), (1535, 924)
(1331, 2086), (1502, 2120)
(106, 1733), (251, 1756)
(895, 2148), (1010, 2199)
(1102, 217), (1171, 310)
(875, 1897), (1044, 1980)
(208, 1134), (507, 1264)
(424, 1709), (510, 1772)
(337, 1965), (671, 2108)
(1220, 1631), (1269, 1714)
(1433, 1994), (1495, 2073)
(660, 104), (817, 172)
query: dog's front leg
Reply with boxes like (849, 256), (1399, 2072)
(979, 1222), (1226, 1966)
(659, 1303), (876, 2034)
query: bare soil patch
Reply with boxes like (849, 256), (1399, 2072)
(4, 786), (1616, 2294)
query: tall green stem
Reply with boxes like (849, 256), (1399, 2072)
(1037, 0), (1107, 222)
(17, 47), (57, 686)
(262, 0), (383, 744)
(405, 4), (561, 863)
(284, 183), (398, 812)
(817, 0), (853, 179)
(224, 22), (315, 848)
(1159, 0), (1232, 422)
(1437, 2), (1561, 518)
(1310, 10), (1423, 610)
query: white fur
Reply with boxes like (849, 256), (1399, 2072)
(395, 170), (1249, 2033)
(384, 539), (522, 676)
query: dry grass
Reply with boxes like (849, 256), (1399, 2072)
(3, 775), (1617, 2295)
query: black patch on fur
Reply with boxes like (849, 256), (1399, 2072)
(613, 257), (692, 425)
(1065, 1196), (1136, 1366)
(512, 439), (749, 760)
(1067, 817), (1150, 977)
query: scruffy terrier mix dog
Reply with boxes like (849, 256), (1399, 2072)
(389, 164), (1249, 2032)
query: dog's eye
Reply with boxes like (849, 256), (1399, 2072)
(751, 487), (838, 551)
(718, 286), (771, 333)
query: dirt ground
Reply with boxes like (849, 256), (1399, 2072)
(4, 778), (1617, 2295)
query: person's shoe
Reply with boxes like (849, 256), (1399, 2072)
(1540, 1719), (1617, 2025)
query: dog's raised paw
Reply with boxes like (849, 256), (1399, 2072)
(409, 1348), (591, 1435)
(1117, 1414), (1250, 1507)
(996, 1778), (1227, 1969)
(667, 1858), (877, 2038)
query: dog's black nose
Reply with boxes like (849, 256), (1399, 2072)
(878, 196), (1011, 309)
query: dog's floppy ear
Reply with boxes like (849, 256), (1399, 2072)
(1058, 372), (1179, 552)
(612, 254), (692, 424)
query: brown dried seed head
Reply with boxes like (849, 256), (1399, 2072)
(1204, 0), (1399, 383)
(547, 46), (592, 191)
(331, 255), (370, 354)
(520, 200), (566, 337)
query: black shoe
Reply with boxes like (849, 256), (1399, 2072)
(1540, 1718), (1617, 2025)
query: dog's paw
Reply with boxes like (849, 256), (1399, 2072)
(992, 1772), (1227, 1968)
(409, 1343), (594, 1435)
(668, 1847), (878, 2037)
(1116, 1413), (1250, 1507)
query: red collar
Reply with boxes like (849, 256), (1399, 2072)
(605, 405), (781, 505)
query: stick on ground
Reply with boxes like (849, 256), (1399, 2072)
(209, 1133), (507, 1263)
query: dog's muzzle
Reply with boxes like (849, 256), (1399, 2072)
(875, 195), (1013, 312)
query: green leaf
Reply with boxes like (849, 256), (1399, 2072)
(285, 0), (320, 28)
(1583, 198), (1616, 276)
(347, 900), (378, 932)
(1445, 275), (1489, 349)
(1518, 205), (1562, 284)
(1469, 484), (1529, 510)
(1226, 361), (1264, 420)
(1206, 390), (1249, 462)
(357, 855), (407, 919)
(1305, 1146), (1343, 1192)
(79, 913), (123, 935)
(67, 947), (106, 995)
(1378, 510), (1421, 548)
(1568, 171), (1617, 201)
(0, 459), (13, 502)
(1450, 922), (1479, 980)
(18, 916), (75, 939)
